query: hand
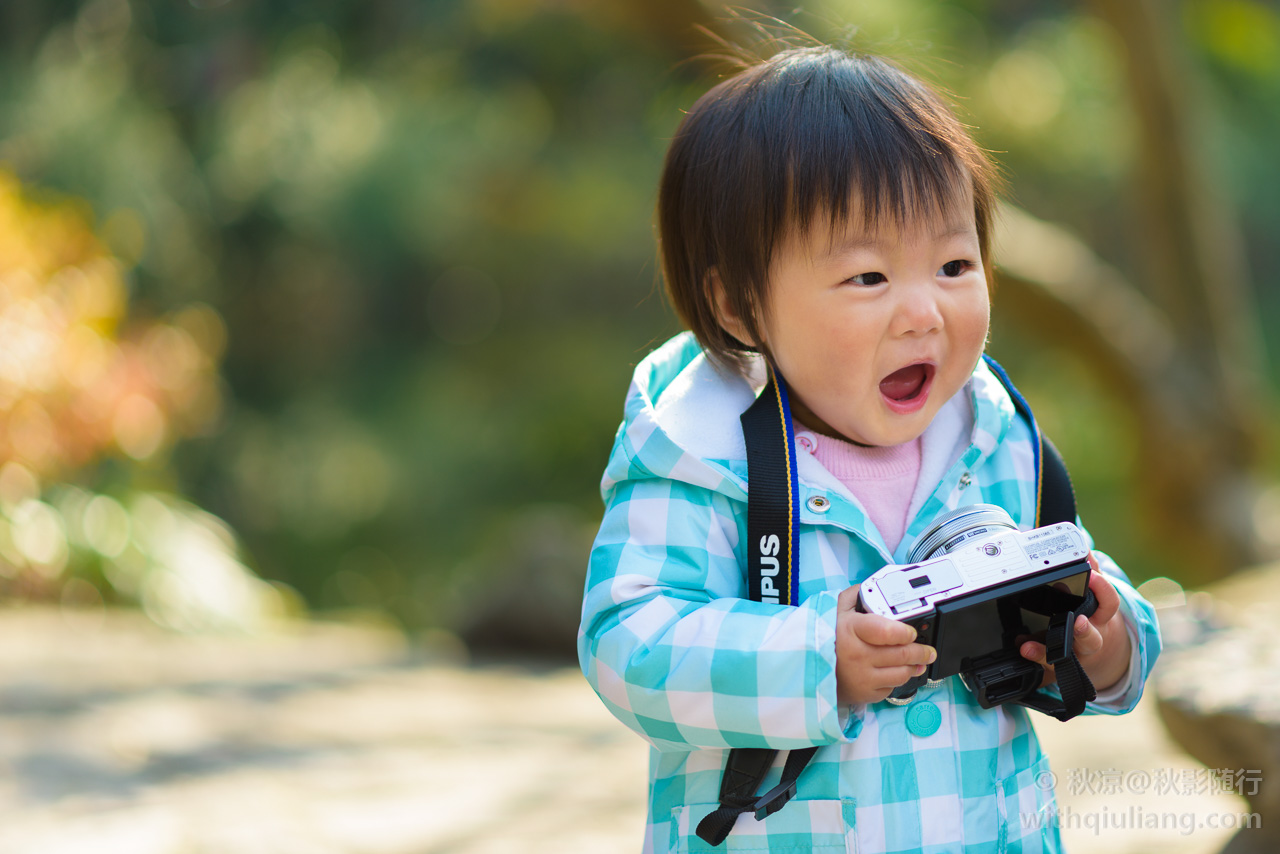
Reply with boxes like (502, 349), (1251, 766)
(1018, 554), (1132, 693)
(835, 586), (937, 705)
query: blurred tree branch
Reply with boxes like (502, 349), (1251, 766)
(994, 0), (1274, 583)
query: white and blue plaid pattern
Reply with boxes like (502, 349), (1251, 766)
(579, 333), (1162, 853)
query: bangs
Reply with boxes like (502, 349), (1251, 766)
(790, 123), (976, 245)
(765, 51), (989, 247)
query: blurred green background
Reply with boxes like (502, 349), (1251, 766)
(0, 0), (1276, 657)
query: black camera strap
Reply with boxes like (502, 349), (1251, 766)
(696, 367), (816, 847)
(740, 367), (801, 606)
(698, 358), (1094, 846)
(1017, 589), (1099, 719)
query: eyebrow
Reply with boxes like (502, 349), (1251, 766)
(814, 222), (976, 266)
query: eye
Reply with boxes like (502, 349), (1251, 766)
(938, 260), (973, 278)
(845, 271), (886, 287)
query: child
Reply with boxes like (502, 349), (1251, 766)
(579, 44), (1160, 854)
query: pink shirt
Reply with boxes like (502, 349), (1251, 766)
(795, 425), (923, 553)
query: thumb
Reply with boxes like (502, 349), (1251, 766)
(838, 585), (861, 612)
(853, 612), (918, 646)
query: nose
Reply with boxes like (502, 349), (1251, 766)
(892, 280), (944, 337)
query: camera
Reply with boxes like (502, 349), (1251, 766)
(856, 504), (1094, 709)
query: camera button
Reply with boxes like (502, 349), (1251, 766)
(806, 495), (832, 513)
(906, 701), (942, 738)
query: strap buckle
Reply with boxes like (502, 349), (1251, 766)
(752, 778), (799, 821)
(1044, 612), (1074, 666)
(1045, 587), (1097, 666)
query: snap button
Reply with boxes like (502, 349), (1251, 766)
(905, 700), (942, 737)
(806, 495), (831, 513)
(796, 431), (818, 454)
(958, 472), (972, 489)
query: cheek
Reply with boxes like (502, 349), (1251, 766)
(974, 306), (992, 344)
(956, 292), (991, 346)
(773, 307), (862, 364)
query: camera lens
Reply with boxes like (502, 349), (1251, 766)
(906, 504), (1017, 562)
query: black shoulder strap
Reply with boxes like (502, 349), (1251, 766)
(739, 370), (801, 605)
(696, 369), (815, 847)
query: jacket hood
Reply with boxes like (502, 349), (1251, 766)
(601, 332), (1018, 504)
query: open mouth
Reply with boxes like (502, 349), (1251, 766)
(879, 363), (936, 411)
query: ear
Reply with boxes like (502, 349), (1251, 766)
(707, 268), (760, 349)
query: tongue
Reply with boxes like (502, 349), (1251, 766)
(880, 365), (927, 401)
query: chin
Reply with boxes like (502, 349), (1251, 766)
(882, 414), (934, 447)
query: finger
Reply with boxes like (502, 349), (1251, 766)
(1087, 561), (1121, 625)
(1020, 640), (1046, 665)
(1073, 615), (1105, 657)
(853, 614), (919, 646)
(872, 664), (930, 690)
(838, 585), (861, 612)
(1019, 641), (1058, 687)
(871, 642), (936, 669)
(866, 687), (895, 704)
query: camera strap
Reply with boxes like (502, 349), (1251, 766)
(696, 366), (817, 847)
(739, 366), (801, 606)
(1004, 586), (1099, 720)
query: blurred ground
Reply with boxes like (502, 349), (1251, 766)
(0, 606), (1254, 854)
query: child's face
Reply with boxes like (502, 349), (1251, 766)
(729, 201), (990, 447)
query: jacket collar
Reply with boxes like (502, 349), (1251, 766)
(603, 332), (1016, 502)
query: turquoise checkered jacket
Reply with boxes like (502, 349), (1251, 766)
(579, 333), (1162, 854)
